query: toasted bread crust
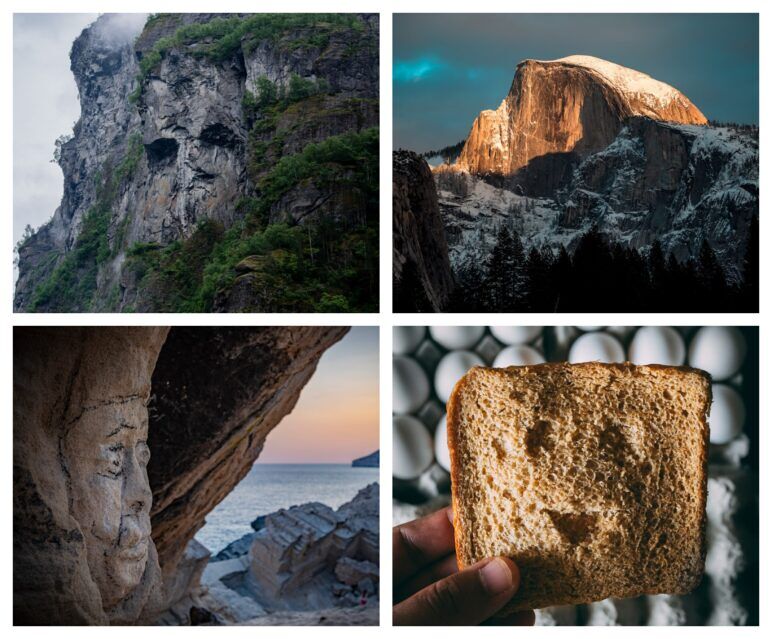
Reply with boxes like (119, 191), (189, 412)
(447, 361), (710, 611)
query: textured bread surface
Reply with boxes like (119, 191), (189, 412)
(447, 362), (710, 612)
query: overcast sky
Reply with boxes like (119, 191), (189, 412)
(394, 13), (759, 152)
(13, 14), (98, 248)
(259, 327), (379, 464)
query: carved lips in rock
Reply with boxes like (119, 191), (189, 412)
(63, 399), (154, 610)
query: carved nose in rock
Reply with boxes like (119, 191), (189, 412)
(122, 454), (152, 516)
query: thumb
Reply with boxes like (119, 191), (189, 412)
(393, 556), (520, 626)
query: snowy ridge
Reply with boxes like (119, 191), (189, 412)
(545, 55), (684, 108)
(436, 120), (758, 285)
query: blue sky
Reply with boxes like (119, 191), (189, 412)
(394, 13), (759, 152)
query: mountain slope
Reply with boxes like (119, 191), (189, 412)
(15, 13), (379, 312)
(438, 118), (757, 285)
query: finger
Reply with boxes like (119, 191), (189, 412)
(393, 556), (520, 626)
(484, 610), (536, 626)
(393, 507), (455, 584)
(394, 553), (459, 603)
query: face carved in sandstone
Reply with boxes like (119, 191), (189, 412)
(63, 400), (153, 611)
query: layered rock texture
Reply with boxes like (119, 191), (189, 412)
(456, 56), (707, 179)
(15, 13), (379, 313)
(14, 326), (346, 625)
(392, 150), (454, 311)
(166, 483), (379, 625)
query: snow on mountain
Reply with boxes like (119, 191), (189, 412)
(547, 55), (684, 109)
(437, 119), (758, 284)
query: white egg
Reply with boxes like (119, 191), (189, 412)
(493, 344), (546, 367)
(434, 350), (485, 403)
(393, 326), (426, 355)
(688, 327), (747, 381)
(628, 326), (686, 366)
(568, 332), (625, 364)
(489, 326), (542, 345)
(434, 414), (451, 472)
(393, 356), (429, 414)
(429, 326), (485, 350)
(709, 384), (746, 444)
(393, 415), (434, 479)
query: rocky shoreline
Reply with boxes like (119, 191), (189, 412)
(160, 483), (379, 625)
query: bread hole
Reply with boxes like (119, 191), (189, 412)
(640, 461), (653, 476)
(545, 510), (599, 545)
(502, 489), (514, 502)
(525, 420), (555, 457)
(598, 421), (632, 468)
(663, 389), (673, 400)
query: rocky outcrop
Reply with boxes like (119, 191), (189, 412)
(181, 483), (379, 625)
(244, 483), (379, 610)
(14, 326), (346, 624)
(352, 450), (379, 467)
(393, 150), (454, 311)
(15, 14), (379, 313)
(456, 56), (706, 182)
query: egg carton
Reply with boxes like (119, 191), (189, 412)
(393, 326), (758, 626)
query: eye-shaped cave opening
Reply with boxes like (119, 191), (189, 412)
(199, 123), (240, 148)
(144, 137), (179, 166)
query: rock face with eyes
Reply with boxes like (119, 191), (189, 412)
(64, 400), (157, 619)
(13, 327), (168, 625)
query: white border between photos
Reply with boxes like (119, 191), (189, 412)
(2, 0), (768, 635)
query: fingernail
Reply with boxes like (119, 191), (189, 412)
(479, 558), (514, 595)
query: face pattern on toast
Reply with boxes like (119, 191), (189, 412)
(447, 362), (710, 612)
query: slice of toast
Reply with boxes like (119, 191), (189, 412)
(447, 362), (710, 612)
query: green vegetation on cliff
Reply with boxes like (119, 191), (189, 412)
(131, 13), (363, 103)
(127, 127), (378, 312)
(29, 134), (145, 311)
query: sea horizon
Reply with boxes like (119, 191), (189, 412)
(195, 462), (379, 554)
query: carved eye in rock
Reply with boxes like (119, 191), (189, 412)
(136, 441), (151, 467)
(99, 443), (125, 480)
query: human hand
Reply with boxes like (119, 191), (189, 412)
(393, 506), (535, 626)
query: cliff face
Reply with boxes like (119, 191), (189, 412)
(15, 13), (379, 312)
(13, 326), (346, 624)
(455, 56), (706, 179)
(392, 150), (454, 311)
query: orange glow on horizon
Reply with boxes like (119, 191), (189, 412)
(258, 327), (379, 464)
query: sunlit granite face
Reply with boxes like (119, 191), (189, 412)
(63, 399), (153, 613)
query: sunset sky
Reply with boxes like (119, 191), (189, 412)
(259, 327), (379, 464)
(394, 13), (759, 152)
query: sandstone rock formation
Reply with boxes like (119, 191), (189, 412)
(393, 150), (454, 311)
(14, 327), (169, 625)
(14, 326), (346, 624)
(147, 327), (349, 581)
(15, 14), (379, 313)
(456, 56), (707, 181)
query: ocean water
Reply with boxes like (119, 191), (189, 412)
(195, 463), (379, 555)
